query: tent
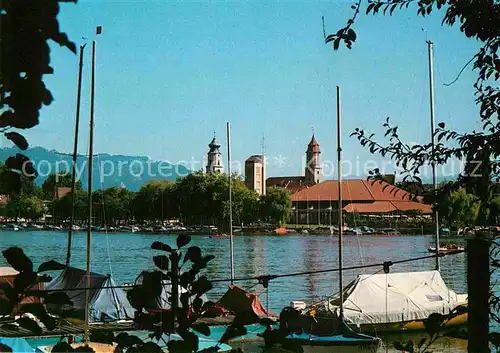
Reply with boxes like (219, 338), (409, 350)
(315, 270), (467, 326)
(46, 267), (134, 322)
(0, 337), (34, 352)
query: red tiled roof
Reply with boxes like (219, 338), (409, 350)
(55, 187), (72, 199)
(291, 179), (415, 202)
(306, 135), (320, 153)
(390, 201), (432, 213)
(343, 201), (432, 214)
(343, 201), (396, 213)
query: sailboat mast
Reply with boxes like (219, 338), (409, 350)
(337, 86), (344, 321)
(66, 44), (86, 267)
(427, 40), (440, 271)
(84, 39), (96, 344)
(226, 122), (235, 284)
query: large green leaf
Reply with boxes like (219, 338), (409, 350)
(2, 247), (33, 272)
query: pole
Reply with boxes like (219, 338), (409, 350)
(84, 40), (96, 344)
(427, 40), (440, 271)
(66, 44), (86, 267)
(337, 85), (344, 322)
(226, 122), (235, 284)
(467, 237), (490, 352)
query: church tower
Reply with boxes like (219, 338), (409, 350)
(304, 134), (322, 184)
(206, 135), (223, 174)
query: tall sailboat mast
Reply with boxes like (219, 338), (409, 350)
(336, 86), (344, 321)
(84, 31), (99, 343)
(427, 40), (440, 271)
(226, 122), (235, 284)
(66, 43), (86, 267)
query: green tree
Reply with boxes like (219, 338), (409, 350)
(436, 189), (480, 228)
(133, 180), (177, 222)
(260, 186), (292, 226)
(6, 194), (46, 221)
(50, 190), (87, 222)
(41, 173), (82, 199)
(93, 187), (135, 226)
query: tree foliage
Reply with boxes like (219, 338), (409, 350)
(325, 0), (499, 225)
(42, 173), (82, 200)
(0, 0), (76, 193)
(260, 187), (292, 226)
(432, 189), (480, 228)
(5, 194), (46, 221)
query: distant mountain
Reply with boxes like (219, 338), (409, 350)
(0, 146), (190, 191)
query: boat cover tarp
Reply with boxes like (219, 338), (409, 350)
(0, 337), (35, 352)
(46, 267), (134, 322)
(217, 285), (276, 318)
(316, 270), (467, 326)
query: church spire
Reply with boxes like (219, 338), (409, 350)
(305, 133), (322, 184)
(206, 134), (223, 174)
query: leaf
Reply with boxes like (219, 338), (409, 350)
(346, 28), (357, 42)
(51, 342), (75, 353)
(423, 313), (445, 337)
(191, 276), (212, 296)
(192, 323), (211, 336)
(37, 260), (66, 273)
(151, 241), (173, 252)
(153, 255), (169, 271)
(17, 317), (42, 335)
(176, 234), (191, 248)
(2, 247), (33, 272)
(14, 271), (38, 292)
(183, 246), (202, 264)
(5, 154), (36, 176)
(438, 122), (445, 129)
(333, 38), (341, 50)
(5, 132), (29, 150)
(220, 324), (247, 343)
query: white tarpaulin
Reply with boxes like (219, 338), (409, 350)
(317, 271), (467, 326)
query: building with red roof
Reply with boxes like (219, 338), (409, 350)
(266, 134), (322, 191)
(290, 179), (432, 224)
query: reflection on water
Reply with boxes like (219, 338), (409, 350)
(0, 231), (469, 352)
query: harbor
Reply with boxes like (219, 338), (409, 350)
(0, 230), (469, 352)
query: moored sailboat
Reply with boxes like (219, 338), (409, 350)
(280, 86), (381, 352)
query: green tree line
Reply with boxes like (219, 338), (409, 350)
(0, 168), (292, 228)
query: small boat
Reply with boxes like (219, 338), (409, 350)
(428, 244), (464, 254)
(284, 323), (380, 353)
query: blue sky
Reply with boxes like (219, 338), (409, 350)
(12, 0), (480, 180)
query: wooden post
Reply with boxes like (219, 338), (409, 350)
(467, 237), (490, 353)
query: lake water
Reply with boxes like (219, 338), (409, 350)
(0, 231), (469, 352)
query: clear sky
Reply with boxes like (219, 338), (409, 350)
(13, 0), (481, 180)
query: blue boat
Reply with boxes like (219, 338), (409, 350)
(284, 323), (380, 353)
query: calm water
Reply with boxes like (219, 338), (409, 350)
(0, 231), (468, 352)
